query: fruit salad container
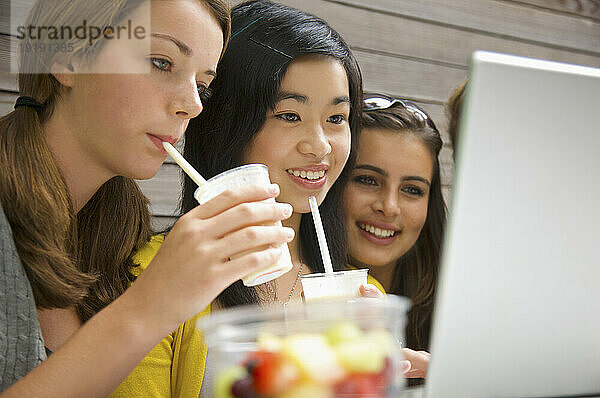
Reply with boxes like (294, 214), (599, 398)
(197, 295), (410, 398)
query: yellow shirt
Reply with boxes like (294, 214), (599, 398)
(111, 235), (210, 398)
(111, 236), (386, 397)
(364, 269), (385, 295)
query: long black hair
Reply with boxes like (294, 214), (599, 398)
(360, 95), (446, 351)
(181, 0), (363, 307)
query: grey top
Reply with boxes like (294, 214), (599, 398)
(199, 348), (212, 397)
(0, 202), (46, 392)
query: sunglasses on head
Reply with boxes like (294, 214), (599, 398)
(362, 95), (430, 124)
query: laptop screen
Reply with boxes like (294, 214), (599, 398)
(426, 51), (600, 397)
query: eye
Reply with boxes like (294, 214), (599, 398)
(151, 57), (172, 72)
(275, 113), (301, 122)
(327, 114), (346, 124)
(353, 175), (378, 186)
(402, 186), (425, 197)
(198, 85), (212, 103)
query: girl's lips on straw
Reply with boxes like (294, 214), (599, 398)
(148, 134), (178, 154)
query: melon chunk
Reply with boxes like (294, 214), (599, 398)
(281, 334), (344, 383)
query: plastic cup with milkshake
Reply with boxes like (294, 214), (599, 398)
(163, 143), (293, 286)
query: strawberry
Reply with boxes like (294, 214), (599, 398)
(333, 373), (385, 398)
(244, 351), (298, 395)
(375, 357), (394, 387)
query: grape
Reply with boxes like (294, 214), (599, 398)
(245, 358), (260, 374)
(215, 365), (247, 398)
(231, 376), (257, 398)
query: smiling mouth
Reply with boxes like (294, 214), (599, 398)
(286, 169), (326, 181)
(358, 223), (398, 238)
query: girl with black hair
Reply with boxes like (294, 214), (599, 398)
(180, 0), (370, 309)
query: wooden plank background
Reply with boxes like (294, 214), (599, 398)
(1, 0), (599, 229)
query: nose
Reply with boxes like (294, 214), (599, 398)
(169, 79), (203, 120)
(372, 187), (401, 217)
(297, 124), (332, 159)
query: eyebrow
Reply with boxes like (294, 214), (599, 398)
(152, 33), (192, 56)
(275, 92), (307, 103)
(151, 33), (217, 78)
(275, 92), (351, 106)
(355, 164), (431, 186)
(333, 96), (351, 106)
(356, 164), (387, 176)
(404, 176), (431, 186)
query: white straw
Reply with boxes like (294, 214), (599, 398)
(308, 196), (334, 274)
(162, 142), (206, 186)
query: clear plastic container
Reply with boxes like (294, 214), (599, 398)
(300, 269), (368, 303)
(194, 164), (293, 286)
(197, 295), (410, 398)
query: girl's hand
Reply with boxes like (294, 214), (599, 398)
(401, 348), (431, 378)
(128, 183), (294, 332)
(359, 284), (384, 298)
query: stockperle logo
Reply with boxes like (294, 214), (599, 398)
(9, 0), (151, 74)
(16, 20), (147, 48)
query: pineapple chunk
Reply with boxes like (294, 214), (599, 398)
(281, 334), (344, 383)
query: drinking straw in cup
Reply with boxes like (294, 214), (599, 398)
(162, 142), (206, 186)
(308, 195), (334, 274)
(301, 196), (368, 302)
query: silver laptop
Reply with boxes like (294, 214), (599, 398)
(426, 52), (600, 397)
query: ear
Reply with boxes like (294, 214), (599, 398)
(50, 61), (76, 88)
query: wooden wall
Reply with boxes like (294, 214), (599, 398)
(1, 0), (599, 229)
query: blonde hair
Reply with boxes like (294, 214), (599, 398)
(0, 0), (230, 321)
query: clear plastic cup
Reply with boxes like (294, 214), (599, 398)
(193, 164), (293, 286)
(300, 269), (368, 303)
(197, 295), (410, 397)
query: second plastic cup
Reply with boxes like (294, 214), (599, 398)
(194, 164), (293, 286)
(300, 269), (368, 303)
